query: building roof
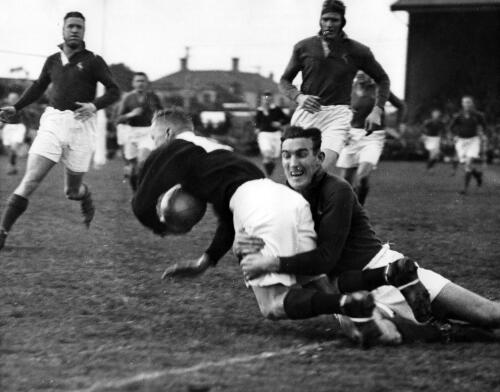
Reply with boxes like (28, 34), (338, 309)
(152, 70), (279, 94)
(391, 0), (500, 11)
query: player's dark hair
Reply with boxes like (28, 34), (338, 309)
(133, 72), (148, 79)
(64, 11), (85, 21)
(281, 126), (322, 154)
(154, 107), (194, 131)
(321, 0), (346, 28)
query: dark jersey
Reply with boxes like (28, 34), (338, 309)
(422, 119), (446, 137)
(132, 134), (264, 264)
(255, 106), (288, 132)
(449, 110), (486, 138)
(350, 85), (406, 130)
(279, 171), (382, 276)
(117, 91), (162, 127)
(280, 33), (390, 107)
(14, 44), (120, 112)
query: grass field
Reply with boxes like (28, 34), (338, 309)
(1, 156), (499, 392)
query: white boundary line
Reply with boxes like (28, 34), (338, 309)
(72, 340), (340, 392)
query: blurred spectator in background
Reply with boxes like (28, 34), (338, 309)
(421, 108), (446, 172)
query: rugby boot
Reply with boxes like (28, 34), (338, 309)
(473, 170), (483, 187)
(385, 258), (432, 323)
(340, 291), (381, 349)
(432, 319), (500, 343)
(0, 229), (7, 251)
(80, 187), (95, 228)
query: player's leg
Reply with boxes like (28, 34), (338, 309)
(431, 282), (500, 328)
(0, 153), (56, 249)
(64, 169), (94, 227)
(354, 162), (374, 206)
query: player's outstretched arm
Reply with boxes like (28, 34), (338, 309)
(162, 253), (212, 279)
(0, 106), (16, 122)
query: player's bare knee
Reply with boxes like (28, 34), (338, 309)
(258, 298), (287, 320)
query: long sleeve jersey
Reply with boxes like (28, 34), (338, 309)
(132, 134), (264, 264)
(449, 110), (486, 138)
(279, 33), (390, 108)
(279, 171), (382, 276)
(116, 91), (163, 127)
(14, 44), (120, 112)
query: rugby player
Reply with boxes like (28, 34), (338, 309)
(132, 108), (388, 347)
(233, 127), (500, 342)
(449, 95), (487, 194)
(0, 92), (28, 175)
(116, 72), (162, 191)
(279, 0), (390, 175)
(254, 91), (288, 177)
(421, 109), (446, 171)
(0, 11), (120, 251)
(337, 71), (407, 205)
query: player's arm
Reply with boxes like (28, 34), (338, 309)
(91, 55), (121, 110)
(279, 45), (302, 102)
(359, 49), (391, 109)
(115, 95), (139, 123)
(388, 92), (407, 126)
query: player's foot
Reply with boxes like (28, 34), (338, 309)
(0, 229), (7, 251)
(385, 258), (432, 323)
(340, 291), (381, 348)
(432, 319), (500, 343)
(80, 189), (95, 228)
(7, 167), (18, 175)
(475, 171), (483, 187)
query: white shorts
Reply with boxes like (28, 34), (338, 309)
(30, 107), (96, 173)
(230, 179), (318, 287)
(423, 136), (441, 154)
(291, 105), (352, 154)
(116, 124), (130, 146)
(365, 244), (450, 322)
(455, 136), (480, 163)
(2, 123), (26, 146)
(337, 128), (385, 168)
(123, 126), (155, 160)
(257, 131), (282, 159)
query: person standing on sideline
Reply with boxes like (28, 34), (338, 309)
(279, 0), (390, 175)
(0, 11), (120, 251)
(0, 92), (28, 175)
(421, 108), (447, 172)
(449, 96), (487, 194)
(254, 91), (288, 177)
(115, 72), (162, 190)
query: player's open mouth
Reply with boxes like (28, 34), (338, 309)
(290, 169), (304, 177)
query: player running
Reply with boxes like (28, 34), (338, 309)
(0, 92), (28, 175)
(254, 91), (289, 177)
(421, 108), (446, 172)
(232, 127), (500, 344)
(449, 95), (487, 194)
(0, 11), (120, 251)
(337, 71), (407, 205)
(115, 72), (162, 191)
(132, 108), (401, 347)
(279, 0), (390, 175)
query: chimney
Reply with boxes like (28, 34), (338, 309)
(268, 72), (274, 81)
(180, 57), (188, 71)
(231, 57), (239, 72)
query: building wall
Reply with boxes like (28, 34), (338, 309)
(405, 11), (500, 122)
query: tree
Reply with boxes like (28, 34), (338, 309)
(109, 63), (135, 93)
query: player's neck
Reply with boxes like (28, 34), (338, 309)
(62, 42), (84, 58)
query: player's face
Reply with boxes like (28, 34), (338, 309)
(63, 17), (85, 48)
(6, 92), (19, 105)
(431, 110), (441, 120)
(462, 97), (474, 112)
(261, 94), (272, 107)
(132, 75), (148, 93)
(320, 12), (343, 40)
(282, 137), (324, 192)
(151, 119), (171, 148)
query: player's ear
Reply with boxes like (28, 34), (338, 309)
(317, 151), (325, 163)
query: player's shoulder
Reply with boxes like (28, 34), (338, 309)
(294, 36), (319, 49)
(343, 36), (371, 56)
(320, 172), (354, 196)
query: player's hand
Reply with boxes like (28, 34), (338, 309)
(74, 102), (97, 121)
(233, 230), (265, 258)
(241, 253), (279, 281)
(127, 107), (143, 118)
(296, 94), (321, 113)
(365, 106), (383, 135)
(271, 121), (282, 128)
(0, 106), (16, 122)
(161, 253), (211, 279)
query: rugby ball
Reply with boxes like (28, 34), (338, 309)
(157, 185), (207, 233)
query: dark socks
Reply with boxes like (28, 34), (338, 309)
(356, 177), (370, 205)
(464, 171), (472, 190)
(9, 151), (17, 166)
(0, 194), (29, 233)
(283, 288), (343, 319)
(263, 161), (275, 177)
(337, 268), (387, 293)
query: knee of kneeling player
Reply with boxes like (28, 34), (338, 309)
(258, 298), (287, 320)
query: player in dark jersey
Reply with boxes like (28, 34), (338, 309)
(116, 72), (162, 190)
(0, 92), (28, 175)
(337, 71), (407, 205)
(449, 96), (487, 194)
(133, 108), (385, 347)
(233, 127), (500, 344)
(421, 109), (447, 171)
(0, 12), (120, 251)
(254, 91), (289, 177)
(279, 0), (390, 175)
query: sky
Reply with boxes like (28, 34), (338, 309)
(0, 0), (409, 96)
